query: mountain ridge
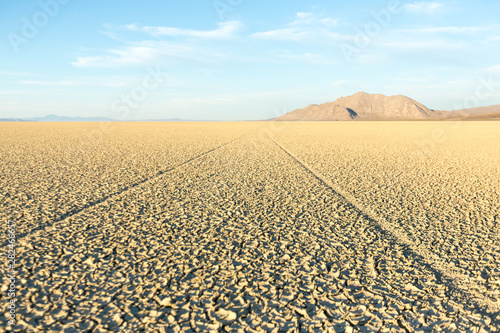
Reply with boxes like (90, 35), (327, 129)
(0, 115), (199, 122)
(276, 92), (498, 121)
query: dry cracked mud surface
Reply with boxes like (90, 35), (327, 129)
(1, 122), (499, 332)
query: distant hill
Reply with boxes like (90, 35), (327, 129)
(24, 114), (118, 122)
(449, 105), (500, 117)
(0, 118), (29, 122)
(459, 112), (500, 120)
(275, 92), (497, 121)
(0, 115), (197, 122)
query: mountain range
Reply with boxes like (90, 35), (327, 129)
(2, 94), (500, 122)
(0, 114), (194, 122)
(276, 92), (500, 121)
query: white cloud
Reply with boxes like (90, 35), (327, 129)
(485, 65), (500, 74)
(278, 52), (338, 65)
(404, 2), (443, 14)
(251, 12), (342, 42)
(72, 41), (228, 68)
(73, 22), (241, 68)
(126, 21), (242, 39)
(72, 46), (159, 68)
(395, 26), (486, 34)
(252, 28), (309, 41)
(21, 80), (81, 86)
(296, 12), (313, 20)
(382, 40), (464, 51)
(20, 76), (134, 88)
(292, 12), (338, 27)
(0, 89), (47, 96)
(0, 71), (34, 76)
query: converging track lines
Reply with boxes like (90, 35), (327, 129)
(264, 131), (500, 322)
(15, 131), (254, 244)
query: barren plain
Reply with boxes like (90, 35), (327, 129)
(1, 122), (499, 332)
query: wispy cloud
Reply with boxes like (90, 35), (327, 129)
(72, 22), (240, 68)
(72, 41), (228, 68)
(0, 89), (48, 96)
(252, 28), (309, 41)
(292, 12), (338, 27)
(404, 1), (444, 14)
(277, 52), (338, 65)
(485, 65), (500, 74)
(381, 40), (465, 51)
(486, 36), (500, 42)
(126, 21), (242, 39)
(72, 46), (159, 68)
(20, 76), (135, 88)
(0, 71), (34, 76)
(251, 12), (343, 42)
(395, 26), (487, 34)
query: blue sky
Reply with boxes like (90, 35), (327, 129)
(2, 0), (500, 120)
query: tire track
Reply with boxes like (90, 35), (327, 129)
(12, 130), (498, 331)
(14, 131), (255, 244)
(265, 131), (500, 322)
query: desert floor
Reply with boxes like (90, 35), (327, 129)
(1, 122), (499, 332)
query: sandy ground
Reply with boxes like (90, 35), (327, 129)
(1, 122), (499, 332)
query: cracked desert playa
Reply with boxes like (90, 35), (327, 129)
(1, 121), (499, 332)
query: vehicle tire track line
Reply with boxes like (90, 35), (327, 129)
(16, 131), (255, 243)
(265, 132), (500, 320)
